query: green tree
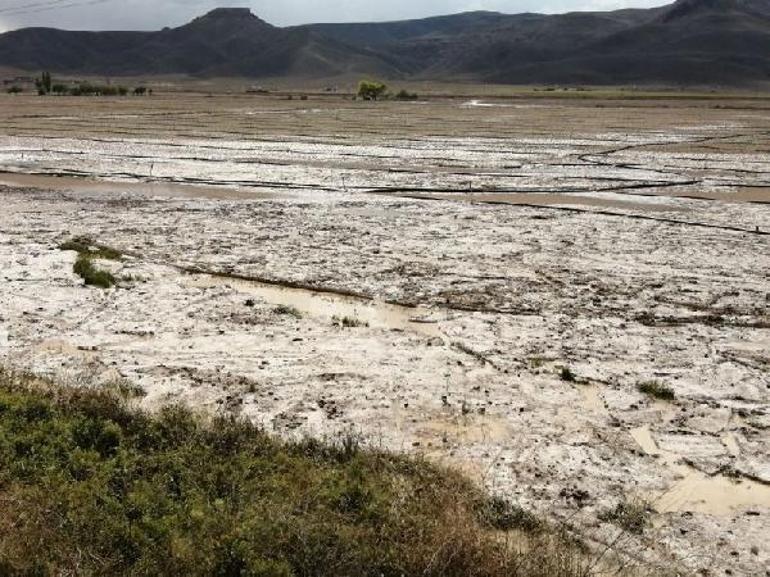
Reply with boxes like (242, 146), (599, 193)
(35, 71), (52, 95)
(357, 79), (387, 101)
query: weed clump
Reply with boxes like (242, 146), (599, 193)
(333, 316), (369, 328)
(60, 236), (122, 289)
(637, 380), (675, 401)
(394, 89), (419, 101)
(560, 366), (577, 382)
(73, 255), (116, 288)
(599, 500), (652, 535)
(274, 304), (303, 319)
(0, 367), (594, 577)
(59, 236), (122, 260)
(476, 496), (542, 532)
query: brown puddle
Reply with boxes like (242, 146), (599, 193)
(404, 192), (685, 212)
(0, 172), (287, 200)
(630, 425), (770, 516)
(184, 274), (445, 338)
(414, 412), (511, 445)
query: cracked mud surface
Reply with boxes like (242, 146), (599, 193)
(1, 93), (769, 576)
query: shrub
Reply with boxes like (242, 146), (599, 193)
(637, 380), (675, 401)
(357, 80), (387, 101)
(476, 496), (542, 532)
(599, 500), (651, 535)
(394, 89), (419, 101)
(274, 305), (302, 319)
(64, 83), (133, 97)
(6, 86), (23, 94)
(333, 315), (369, 328)
(0, 368), (597, 577)
(73, 255), (116, 289)
(559, 366), (577, 382)
(35, 71), (52, 95)
(59, 236), (123, 260)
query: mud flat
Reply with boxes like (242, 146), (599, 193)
(1, 93), (769, 576)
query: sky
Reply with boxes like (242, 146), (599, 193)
(0, 0), (671, 32)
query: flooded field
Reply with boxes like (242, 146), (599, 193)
(1, 92), (769, 576)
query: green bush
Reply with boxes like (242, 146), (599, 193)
(6, 86), (23, 94)
(332, 315), (369, 328)
(274, 305), (302, 319)
(637, 380), (675, 401)
(60, 236), (123, 260)
(394, 89), (419, 101)
(0, 369), (594, 577)
(599, 500), (651, 535)
(73, 255), (116, 289)
(35, 71), (52, 95)
(357, 80), (387, 101)
(60, 236), (120, 289)
(62, 83), (133, 97)
(559, 366), (577, 382)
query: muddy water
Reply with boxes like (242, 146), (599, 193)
(630, 425), (770, 515)
(185, 274), (445, 337)
(0, 172), (288, 200)
(408, 191), (686, 212)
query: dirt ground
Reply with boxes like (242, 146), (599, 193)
(1, 91), (768, 576)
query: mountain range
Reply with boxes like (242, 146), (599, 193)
(0, 0), (768, 86)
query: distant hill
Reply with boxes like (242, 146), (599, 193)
(0, 0), (768, 86)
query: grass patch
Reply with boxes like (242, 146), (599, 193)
(61, 236), (121, 289)
(73, 255), (117, 289)
(333, 315), (369, 328)
(599, 500), (652, 535)
(0, 368), (596, 577)
(636, 380), (675, 401)
(476, 495), (542, 533)
(59, 236), (123, 261)
(528, 356), (550, 369)
(274, 305), (303, 319)
(559, 366), (577, 383)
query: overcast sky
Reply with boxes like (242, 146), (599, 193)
(0, 0), (670, 32)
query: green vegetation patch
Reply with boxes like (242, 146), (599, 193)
(0, 368), (591, 577)
(35, 72), (149, 97)
(333, 315), (369, 328)
(59, 236), (123, 261)
(637, 380), (675, 401)
(394, 89), (419, 101)
(72, 254), (116, 289)
(559, 366), (577, 383)
(60, 236), (121, 289)
(599, 500), (652, 535)
(274, 305), (303, 319)
(357, 79), (388, 101)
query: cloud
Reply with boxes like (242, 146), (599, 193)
(0, 0), (672, 30)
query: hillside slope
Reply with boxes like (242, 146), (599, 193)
(0, 0), (768, 85)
